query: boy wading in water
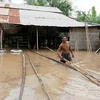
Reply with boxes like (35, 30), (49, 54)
(57, 36), (74, 64)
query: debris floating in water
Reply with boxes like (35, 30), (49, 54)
(10, 49), (23, 53)
(0, 49), (7, 53)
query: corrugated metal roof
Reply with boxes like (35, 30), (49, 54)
(0, 2), (99, 27)
(0, 2), (62, 13)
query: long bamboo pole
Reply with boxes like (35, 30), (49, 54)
(43, 47), (100, 85)
(31, 50), (100, 87)
(26, 53), (52, 100)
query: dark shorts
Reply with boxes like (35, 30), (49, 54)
(60, 52), (72, 63)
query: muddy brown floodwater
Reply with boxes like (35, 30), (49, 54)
(0, 50), (100, 100)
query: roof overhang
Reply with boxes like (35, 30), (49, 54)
(0, 2), (99, 28)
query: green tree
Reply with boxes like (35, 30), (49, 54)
(76, 11), (86, 21)
(48, 0), (72, 16)
(47, 0), (60, 7)
(24, 0), (72, 16)
(76, 6), (100, 24)
(91, 6), (96, 18)
(24, 0), (48, 6)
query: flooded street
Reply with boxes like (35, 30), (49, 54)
(0, 50), (100, 100)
